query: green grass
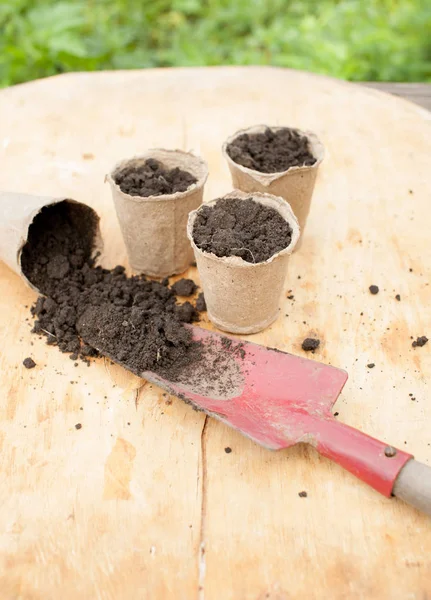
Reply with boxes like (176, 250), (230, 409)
(1, 0), (430, 87)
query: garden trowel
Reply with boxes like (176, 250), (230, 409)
(85, 324), (431, 517)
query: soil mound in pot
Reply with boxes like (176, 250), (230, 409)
(192, 197), (292, 263)
(20, 200), (99, 295)
(114, 158), (197, 197)
(21, 202), (201, 379)
(226, 127), (316, 173)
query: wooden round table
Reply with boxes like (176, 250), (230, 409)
(0, 67), (430, 599)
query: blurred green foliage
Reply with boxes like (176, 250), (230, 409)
(1, 0), (430, 87)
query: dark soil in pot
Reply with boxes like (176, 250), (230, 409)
(114, 158), (197, 197)
(226, 127), (316, 173)
(192, 197), (292, 263)
(20, 200), (99, 295)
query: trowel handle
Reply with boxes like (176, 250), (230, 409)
(392, 460), (431, 516)
(310, 417), (431, 515)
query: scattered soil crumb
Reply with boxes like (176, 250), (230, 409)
(412, 336), (428, 348)
(226, 127), (316, 173)
(224, 447), (232, 454)
(114, 158), (196, 197)
(369, 285), (379, 295)
(367, 363), (375, 369)
(171, 278), (197, 297)
(23, 357), (36, 369)
(192, 197), (292, 263)
(395, 294), (401, 301)
(298, 491), (308, 498)
(301, 338), (320, 352)
(75, 423), (82, 430)
(195, 293), (206, 312)
(334, 412), (339, 417)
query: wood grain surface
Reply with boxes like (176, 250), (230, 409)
(0, 67), (430, 600)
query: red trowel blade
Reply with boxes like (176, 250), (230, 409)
(144, 326), (348, 450)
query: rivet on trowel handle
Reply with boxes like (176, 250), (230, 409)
(384, 446), (397, 458)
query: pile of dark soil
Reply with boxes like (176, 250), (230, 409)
(226, 127), (316, 174)
(77, 303), (199, 379)
(192, 197), (292, 263)
(114, 158), (197, 197)
(22, 202), (204, 378)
